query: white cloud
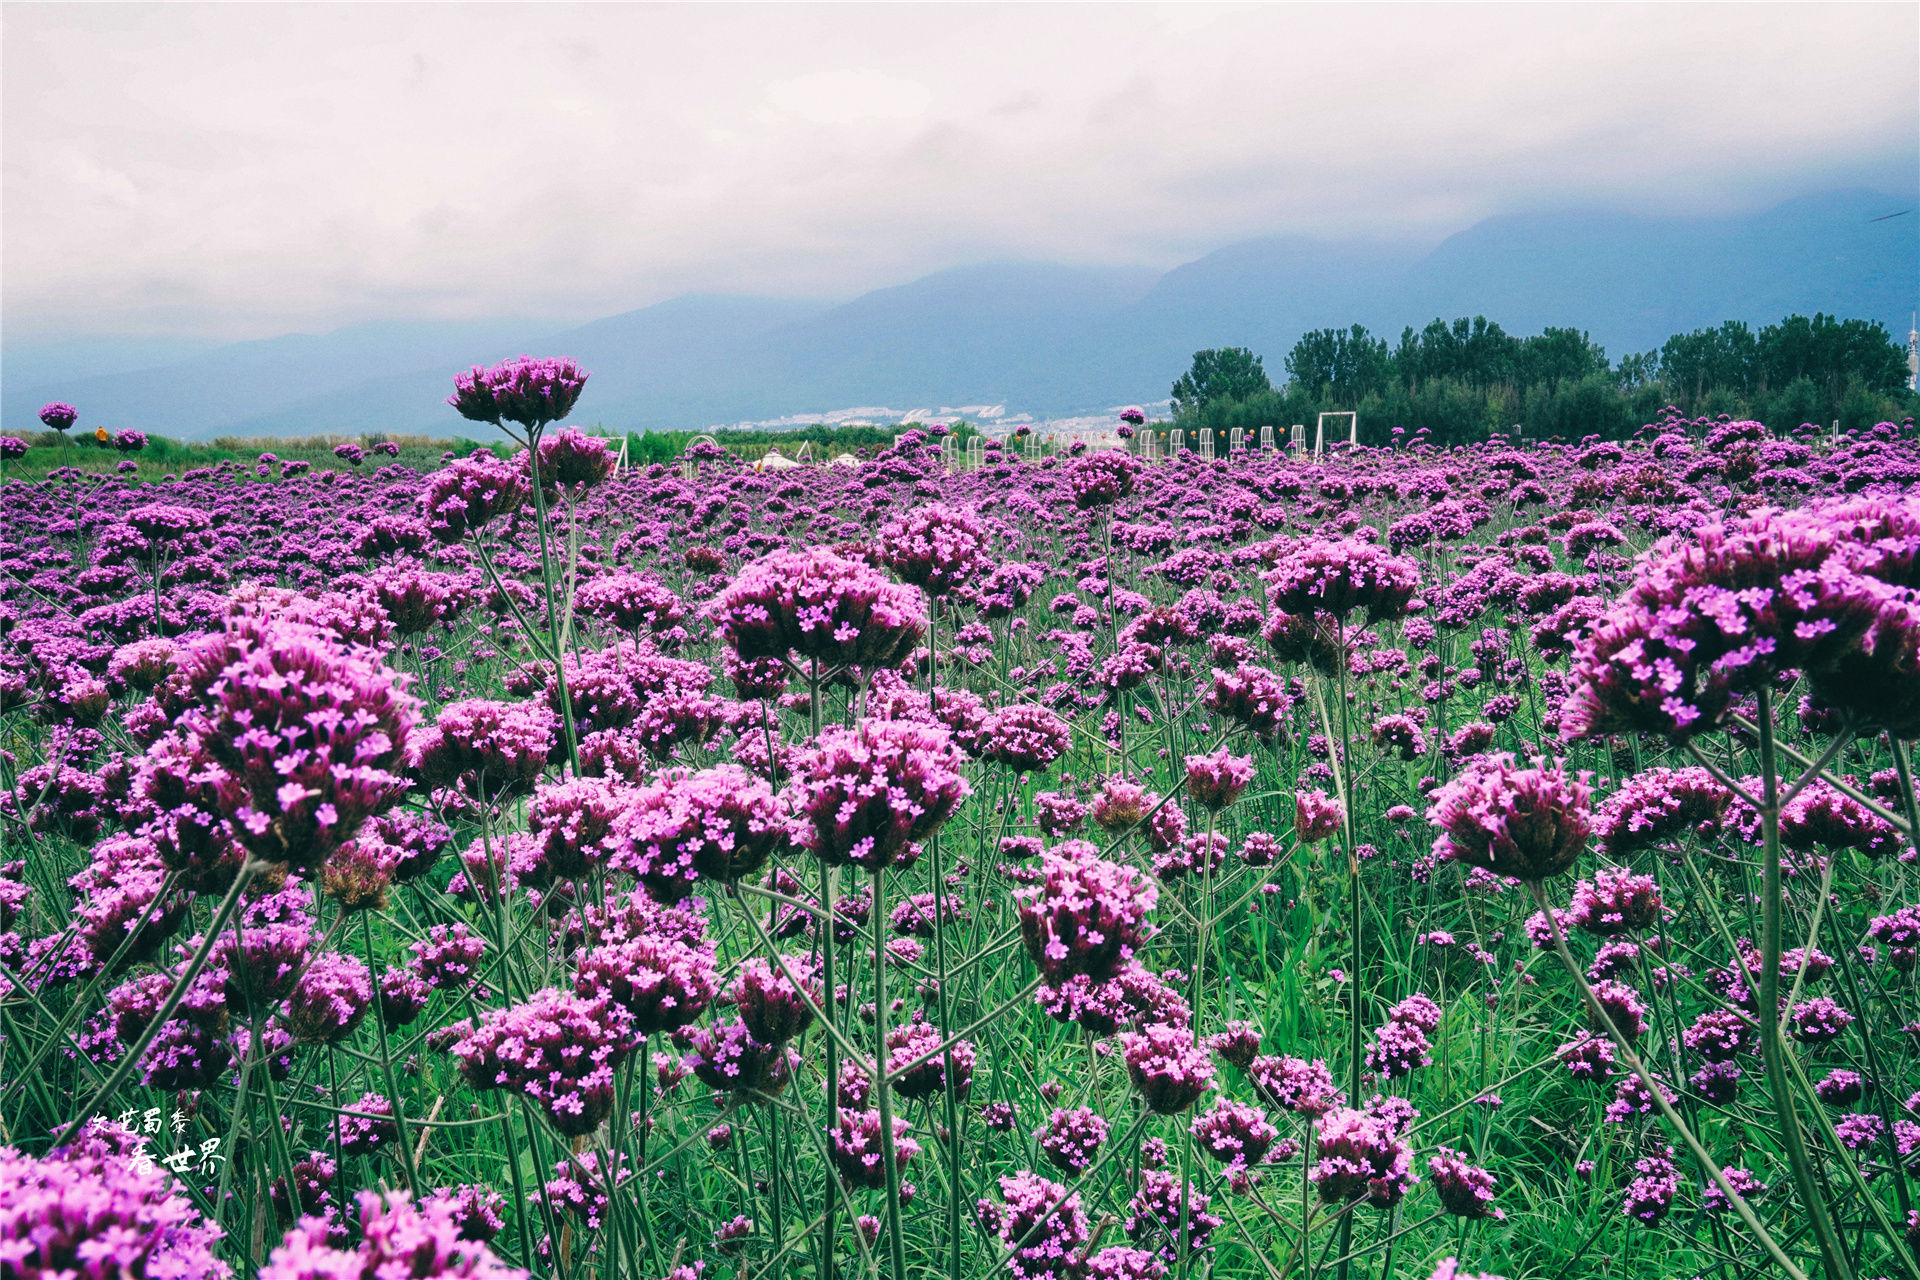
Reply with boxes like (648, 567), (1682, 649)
(764, 69), (932, 125)
(2, 3), (1913, 340)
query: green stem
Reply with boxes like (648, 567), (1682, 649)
(361, 909), (418, 1195)
(1528, 880), (1809, 1280)
(1755, 686), (1853, 1280)
(53, 859), (262, 1148)
(872, 866), (908, 1279)
(522, 423), (580, 773)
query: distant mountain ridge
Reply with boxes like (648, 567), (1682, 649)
(6, 187), (1913, 439)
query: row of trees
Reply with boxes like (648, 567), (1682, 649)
(1170, 312), (1915, 445)
(622, 420), (987, 466)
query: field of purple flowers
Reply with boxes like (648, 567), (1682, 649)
(3, 365), (1919, 1280)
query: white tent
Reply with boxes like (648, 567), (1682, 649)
(756, 448), (802, 471)
(829, 453), (861, 468)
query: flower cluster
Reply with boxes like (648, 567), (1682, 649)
(453, 988), (633, 1135)
(1427, 753), (1592, 881)
(1311, 1106), (1416, 1207)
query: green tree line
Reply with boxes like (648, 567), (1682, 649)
(620, 420), (985, 466)
(1171, 312), (1916, 446)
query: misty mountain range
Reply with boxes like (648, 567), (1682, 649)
(5, 188), (1914, 440)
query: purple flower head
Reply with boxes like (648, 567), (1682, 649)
(127, 502), (212, 544)
(1682, 1009), (1752, 1062)
(1312, 1106), (1416, 1208)
(420, 453), (531, 544)
(1205, 663), (1289, 739)
(981, 1101), (1018, 1132)
(1039, 1106), (1110, 1174)
(0, 1119), (231, 1280)
(1562, 501), (1920, 739)
(887, 1018), (976, 1100)
(1262, 607), (1349, 676)
(524, 776), (632, 883)
(1085, 1247), (1164, 1280)
(448, 355), (589, 429)
(380, 967), (431, 1029)
(1118, 406), (1147, 425)
(1237, 831), (1283, 866)
(534, 427), (613, 490)
(879, 502), (993, 597)
(411, 698), (557, 800)
(260, 1188), (526, 1280)
(269, 1151), (337, 1219)
(1185, 747), (1253, 811)
(788, 720), (970, 872)
(1788, 995), (1853, 1045)
(1587, 980), (1648, 1043)
(1603, 1072), (1675, 1123)
(209, 916), (314, 1012)
(1426, 1263), (1501, 1280)
(1034, 962), (1189, 1037)
(1427, 753), (1592, 882)
(367, 567), (468, 637)
(1206, 1020), (1261, 1068)
(285, 951), (372, 1044)
(1593, 767), (1731, 857)
(1121, 1023), (1216, 1115)
(1125, 1170), (1219, 1261)
(1815, 1068), (1866, 1106)
(575, 933), (717, 1037)
(320, 835), (396, 912)
(1293, 788), (1344, 844)
(39, 402), (78, 431)
(707, 547), (925, 667)
(1428, 1147), (1502, 1219)
(1017, 840), (1157, 987)
(373, 809), (451, 882)
(1566, 866), (1662, 935)
(1366, 1020), (1433, 1080)
(334, 1092), (399, 1157)
(1090, 776), (1154, 834)
(1369, 712), (1427, 761)
(1780, 780), (1900, 857)
(453, 988), (633, 1135)
(173, 616), (417, 871)
(1621, 1148), (1678, 1223)
(1702, 1167), (1766, 1216)
(138, 1017), (233, 1089)
(1034, 791), (1089, 838)
(680, 1016), (797, 1100)
(1869, 905), (1920, 971)
(1248, 1054), (1341, 1117)
(1069, 451), (1142, 510)
(425, 1185), (508, 1244)
(0, 436), (24, 459)
(575, 572), (687, 637)
(1189, 1096), (1276, 1166)
(533, 1149), (631, 1231)
(985, 1170), (1089, 1280)
(727, 955), (820, 1044)
(412, 922), (488, 991)
(982, 704), (1073, 775)
(1264, 539), (1422, 625)
(602, 767), (783, 898)
(1556, 1034), (1616, 1082)
(831, 1109), (920, 1189)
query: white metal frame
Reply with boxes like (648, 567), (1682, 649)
(1317, 411), (1357, 455)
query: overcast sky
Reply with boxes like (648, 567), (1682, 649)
(4, 2), (1915, 342)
